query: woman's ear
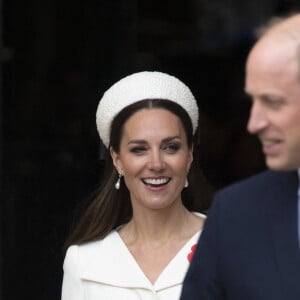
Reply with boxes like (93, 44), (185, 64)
(110, 147), (121, 171)
(187, 144), (194, 171)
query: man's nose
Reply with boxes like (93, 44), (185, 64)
(247, 101), (268, 134)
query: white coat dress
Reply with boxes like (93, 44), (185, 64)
(61, 213), (205, 300)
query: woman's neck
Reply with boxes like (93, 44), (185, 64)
(119, 204), (200, 247)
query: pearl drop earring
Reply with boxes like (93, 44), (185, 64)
(115, 172), (122, 190)
(184, 178), (189, 188)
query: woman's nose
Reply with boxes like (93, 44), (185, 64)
(147, 151), (165, 171)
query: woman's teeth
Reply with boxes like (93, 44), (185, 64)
(143, 178), (170, 186)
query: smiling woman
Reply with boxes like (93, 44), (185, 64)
(61, 71), (211, 300)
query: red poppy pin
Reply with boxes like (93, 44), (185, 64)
(187, 244), (197, 262)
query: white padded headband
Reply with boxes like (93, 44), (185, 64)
(96, 71), (199, 147)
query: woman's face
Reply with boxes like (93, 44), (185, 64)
(110, 108), (193, 212)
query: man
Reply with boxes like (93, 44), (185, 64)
(181, 14), (300, 300)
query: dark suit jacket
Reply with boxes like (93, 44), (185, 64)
(181, 170), (300, 300)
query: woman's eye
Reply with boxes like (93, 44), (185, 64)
(164, 143), (180, 153)
(130, 147), (147, 154)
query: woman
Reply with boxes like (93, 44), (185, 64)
(61, 71), (211, 299)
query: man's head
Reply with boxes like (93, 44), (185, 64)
(245, 14), (300, 171)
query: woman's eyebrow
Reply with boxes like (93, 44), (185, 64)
(128, 136), (180, 146)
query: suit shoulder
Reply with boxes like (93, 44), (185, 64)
(218, 170), (289, 195)
(212, 170), (297, 210)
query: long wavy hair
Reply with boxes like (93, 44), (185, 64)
(65, 99), (212, 248)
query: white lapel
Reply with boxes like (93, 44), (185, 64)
(79, 212), (205, 291)
(79, 230), (152, 289)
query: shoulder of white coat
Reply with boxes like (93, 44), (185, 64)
(192, 211), (207, 219)
(65, 231), (122, 279)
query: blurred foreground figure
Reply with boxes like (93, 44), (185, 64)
(181, 13), (300, 300)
